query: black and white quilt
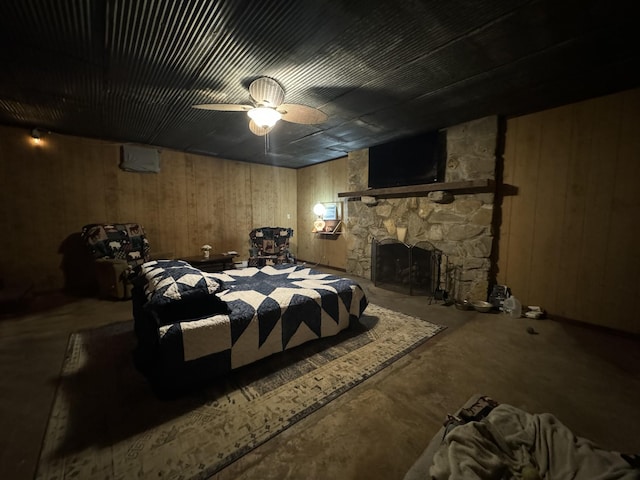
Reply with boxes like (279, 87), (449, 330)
(138, 263), (368, 376)
(139, 260), (228, 324)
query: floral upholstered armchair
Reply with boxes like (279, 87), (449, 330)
(81, 223), (151, 299)
(248, 227), (294, 267)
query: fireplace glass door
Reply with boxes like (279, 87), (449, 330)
(372, 238), (442, 297)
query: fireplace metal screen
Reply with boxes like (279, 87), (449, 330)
(371, 238), (443, 297)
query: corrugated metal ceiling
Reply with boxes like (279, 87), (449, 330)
(1, 0), (639, 168)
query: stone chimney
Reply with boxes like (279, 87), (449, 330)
(344, 116), (498, 302)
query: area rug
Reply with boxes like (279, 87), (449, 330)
(36, 303), (445, 479)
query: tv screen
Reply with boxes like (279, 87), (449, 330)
(368, 130), (446, 188)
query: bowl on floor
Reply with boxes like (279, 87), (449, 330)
(454, 300), (474, 311)
(472, 300), (493, 313)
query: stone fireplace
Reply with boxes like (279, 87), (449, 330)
(343, 116), (498, 302)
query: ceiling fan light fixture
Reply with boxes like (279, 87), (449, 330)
(247, 107), (281, 128)
(193, 77), (327, 135)
(248, 119), (272, 136)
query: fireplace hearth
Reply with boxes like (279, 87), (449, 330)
(372, 238), (444, 297)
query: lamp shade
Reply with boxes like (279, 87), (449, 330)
(313, 203), (326, 217)
(247, 107), (282, 128)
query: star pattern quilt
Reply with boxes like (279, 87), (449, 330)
(132, 263), (368, 390)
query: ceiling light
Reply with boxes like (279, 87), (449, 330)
(248, 119), (272, 136)
(247, 107), (281, 129)
(31, 128), (41, 143)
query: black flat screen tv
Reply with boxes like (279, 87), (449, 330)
(368, 130), (446, 188)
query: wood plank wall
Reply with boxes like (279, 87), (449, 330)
(0, 125), (297, 292)
(296, 158), (348, 269)
(498, 88), (640, 334)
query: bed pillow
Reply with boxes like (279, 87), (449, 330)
(141, 260), (228, 324)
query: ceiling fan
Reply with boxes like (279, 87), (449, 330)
(193, 77), (328, 136)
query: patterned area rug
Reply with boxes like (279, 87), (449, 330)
(36, 304), (445, 479)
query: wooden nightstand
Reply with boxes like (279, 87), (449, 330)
(180, 253), (237, 273)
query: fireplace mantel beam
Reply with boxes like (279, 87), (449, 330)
(338, 178), (495, 199)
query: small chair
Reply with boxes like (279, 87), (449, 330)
(81, 223), (150, 299)
(248, 227), (294, 267)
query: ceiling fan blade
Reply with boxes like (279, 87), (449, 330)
(278, 103), (328, 124)
(248, 119), (272, 136)
(192, 103), (252, 111)
(249, 77), (285, 108)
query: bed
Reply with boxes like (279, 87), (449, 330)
(131, 260), (368, 392)
(404, 395), (639, 480)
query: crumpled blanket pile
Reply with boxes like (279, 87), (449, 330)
(431, 404), (639, 479)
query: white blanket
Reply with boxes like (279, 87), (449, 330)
(430, 404), (638, 480)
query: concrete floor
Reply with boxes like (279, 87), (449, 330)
(1, 270), (639, 479)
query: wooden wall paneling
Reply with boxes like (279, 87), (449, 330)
(42, 136), (79, 290)
(184, 154), (201, 254)
(60, 139), (83, 226)
(0, 134), (11, 281)
(0, 133), (11, 277)
(575, 94), (623, 327)
(56, 138), (97, 291)
(500, 89), (640, 333)
(601, 89), (640, 332)
(137, 151), (161, 250)
(84, 143), (110, 224)
(204, 158), (216, 246)
(321, 231), (346, 269)
(33, 136), (58, 289)
(128, 156), (145, 224)
(173, 152), (192, 257)
(322, 159), (347, 269)
(203, 157), (217, 248)
(250, 163), (278, 227)
(160, 150), (189, 257)
(255, 164), (298, 255)
(527, 107), (572, 311)
(191, 154), (226, 255)
(554, 100), (595, 319)
(501, 114), (542, 303)
(133, 170), (147, 226)
(102, 143), (121, 224)
(195, 154), (218, 254)
(496, 118), (518, 284)
(120, 147), (136, 224)
(1, 131), (35, 286)
(222, 161), (252, 256)
(162, 150), (186, 257)
(18, 138), (47, 287)
(280, 168), (298, 257)
(296, 157), (347, 269)
(307, 163), (325, 263)
(113, 154), (137, 224)
(622, 90), (640, 331)
(75, 140), (101, 224)
(132, 167), (150, 228)
(295, 166), (316, 262)
(0, 125), (301, 291)
(140, 172), (161, 253)
(196, 156), (216, 255)
(313, 162), (330, 264)
(208, 157), (230, 255)
(28, 138), (61, 289)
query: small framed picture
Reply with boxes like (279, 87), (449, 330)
(322, 202), (341, 220)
